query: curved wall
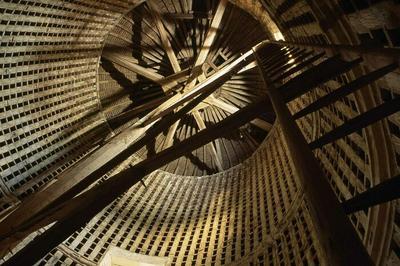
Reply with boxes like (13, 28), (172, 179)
(0, 0), (399, 265)
(37, 126), (326, 265)
(0, 0), (133, 208)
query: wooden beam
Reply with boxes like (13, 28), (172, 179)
(102, 51), (178, 92)
(194, 0), (228, 69)
(163, 121), (180, 149)
(281, 56), (363, 102)
(163, 12), (213, 20)
(342, 174), (400, 214)
(141, 49), (255, 126)
(107, 95), (170, 126)
(309, 96), (400, 150)
(269, 40), (400, 66)
(255, 44), (373, 265)
(293, 63), (398, 119)
(192, 110), (224, 171)
(206, 97), (273, 131)
(2, 99), (270, 266)
(183, 0), (229, 92)
(147, 0), (181, 73)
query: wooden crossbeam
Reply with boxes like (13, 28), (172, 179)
(192, 110), (224, 171)
(281, 56), (363, 102)
(102, 51), (181, 92)
(272, 51), (324, 82)
(293, 63), (398, 119)
(183, 0), (229, 92)
(342, 174), (400, 214)
(269, 50), (314, 78)
(147, 0), (181, 73)
(163, 12), (213, 20)
(141, 50), (255, 126)
(309, 96), (400, 150)
(206, 97), (273, 131)
(107, 95), (170, 126)
(2, 98), (269, 266)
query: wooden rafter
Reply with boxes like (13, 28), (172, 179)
(102, 51), (179, 92)
(163, 121), (180, 149)
(183, 0), (229, 92)
(192, 110), (224, 171)
(141, 49), (255, 126)
(147, 0), (181, 73)
(206, 96), (273, 131)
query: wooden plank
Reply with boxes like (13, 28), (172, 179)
(163, 120), (180, 149)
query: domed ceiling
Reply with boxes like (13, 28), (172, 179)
(97, 0), (276, 176)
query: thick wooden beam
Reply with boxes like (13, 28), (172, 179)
(107, 95), (170, 126)
(269, 40), (400, 66)
(255, 44), (373, 265)
(206, 97), (273, 131)
(2, 98), (269, 266)
(102, 51), (179, 92)
(237, 60), (257, 74)
(272, 51), (325, 82)
(183, 0), (229, 92)
(141, 50), (255, 126)
(309, 96), (400, 150)
(163, 12), (213, 20)
(192, 110), (224, 171)
(147, 0), (181, 73)
(163, 120), (180, 149)
(293, 63), (398, 119)
(342, 174), (400, 214)
(280, 56), (363, 102)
